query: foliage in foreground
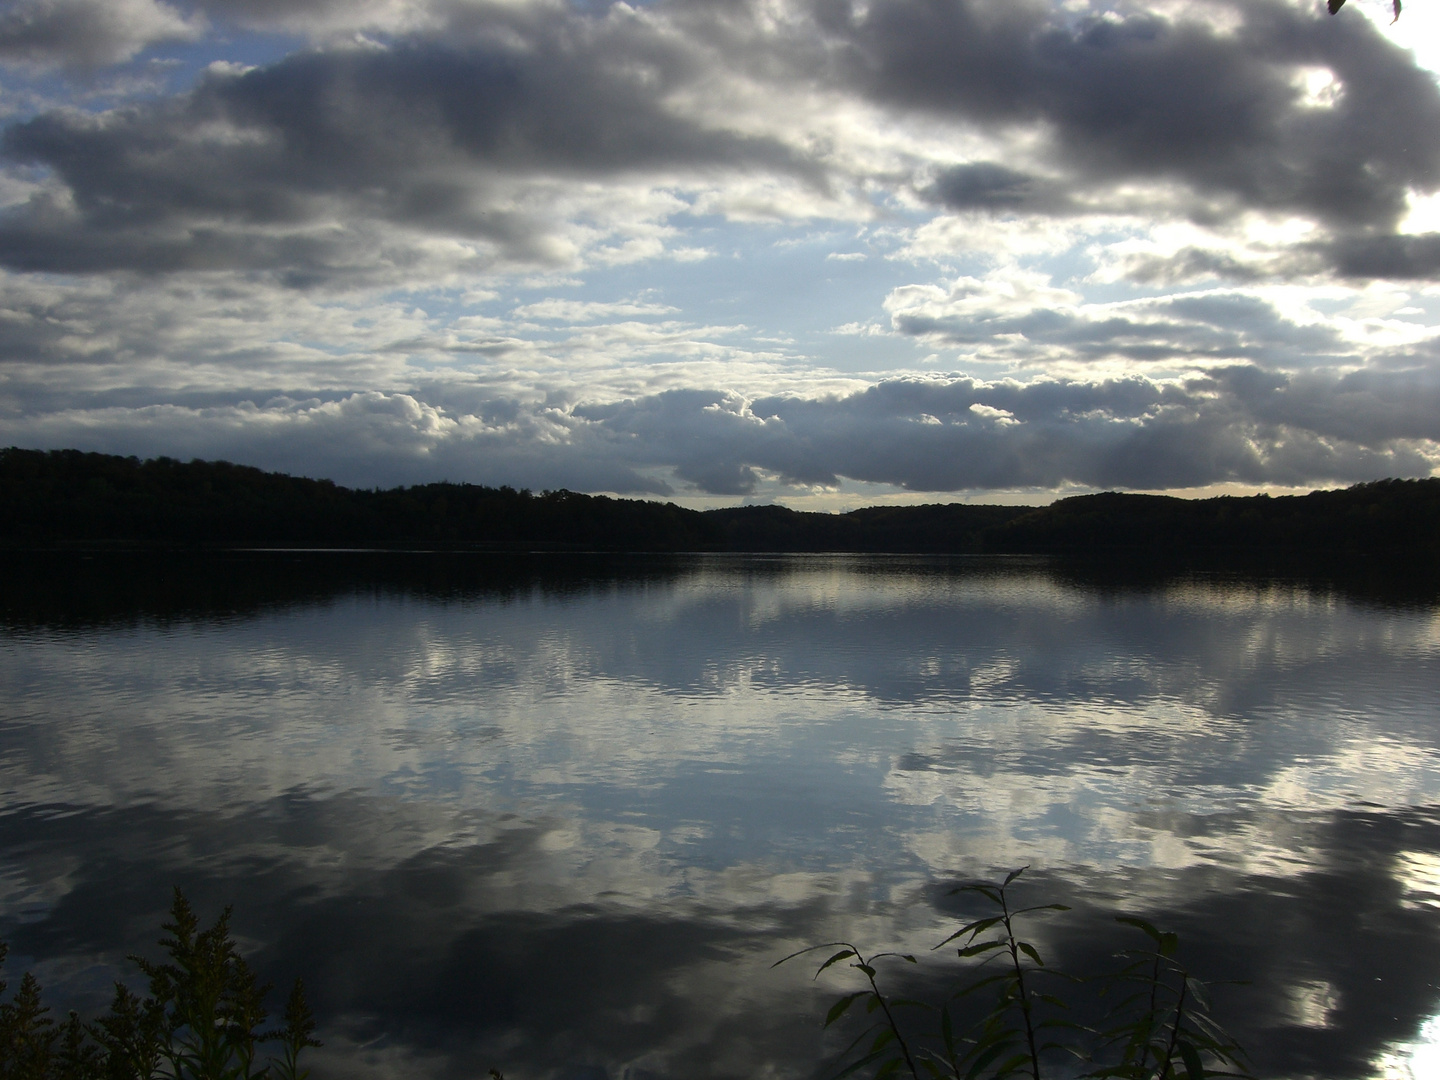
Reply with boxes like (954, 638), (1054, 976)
(0, 870), (1255, 1080)
(0, 889), (319, 1080)
(779, 868), (1251, 1080)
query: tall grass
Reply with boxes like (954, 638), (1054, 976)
(0, 889), (318, 1080)
(778, 868), (1251, 1080)
(0, 871), (1253, 1080)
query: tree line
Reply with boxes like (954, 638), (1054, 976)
(3, 447), (1438, 563)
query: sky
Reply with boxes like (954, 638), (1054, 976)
(1, 0), (1440, 508)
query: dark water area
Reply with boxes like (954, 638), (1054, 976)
(3, 552), (1440, 1079)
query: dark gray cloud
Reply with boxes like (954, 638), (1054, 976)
(1119, 247), (1279, 287)
(884, 282), (1355, 368)
(568, 368), (1439, 493)
(7, 366), (1436, 493)
(2, 0), (1438, 281)
(0, 7), (810, 280)
(0, 391), (677, 493)
(924, 161), (1063, 213)
(855, 0), (1440, 282)
(832, 0), (1440, 232)
(25, 365), (1440, 498)
(1325, 231), (1440, 278)
(0, 0), (199, 68)
(182, 0), (406, 29)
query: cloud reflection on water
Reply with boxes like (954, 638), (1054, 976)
(1, 554), (1439, 1078)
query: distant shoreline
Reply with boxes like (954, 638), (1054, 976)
(4, 447), (1438, 564)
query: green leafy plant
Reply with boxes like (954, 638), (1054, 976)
(781, 868), (1251, 1080)
(772, 940), (923, 1080)
(0, 889), (319, 1080)
(1088, 917), (1247, 1080)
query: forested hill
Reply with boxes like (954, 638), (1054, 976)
(3, 447), (1439, 561)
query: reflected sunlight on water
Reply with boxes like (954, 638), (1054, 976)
(1378, 1015), (1440, 1080)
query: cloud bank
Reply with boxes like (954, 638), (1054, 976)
(6, 368), (1435, 494)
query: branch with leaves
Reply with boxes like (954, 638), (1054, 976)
(783, 868), (1252, 1080)
(772, 941), (924, 1080)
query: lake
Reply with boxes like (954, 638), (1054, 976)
(3, 552), (1440, 1080)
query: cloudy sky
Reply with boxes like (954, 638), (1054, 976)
(1, 0), (1439, 506)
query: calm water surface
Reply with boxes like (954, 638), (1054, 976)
(3, 553), (1440, 1080)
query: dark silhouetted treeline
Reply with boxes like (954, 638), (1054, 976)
(3, 448), (1439, 564)
(702, 501), (1026, 552)
(985, 484), (1440, 563)
(0, 448), (708, 550)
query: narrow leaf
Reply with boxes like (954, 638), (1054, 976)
(1179, 1039), (1206, 1080)
(1116, 917), (1162, 943)
(938, 917), (1004, 948)
(964, 1038), (1018, 1080)
(825, 992), (869, 1028)
(773, 942), (851, 968)
(958, 942), (1006, 958)
(817, 950), (858, 976)
(834, 1048), (891, 1080)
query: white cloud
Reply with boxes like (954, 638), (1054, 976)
(511, 298), (679, 322)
